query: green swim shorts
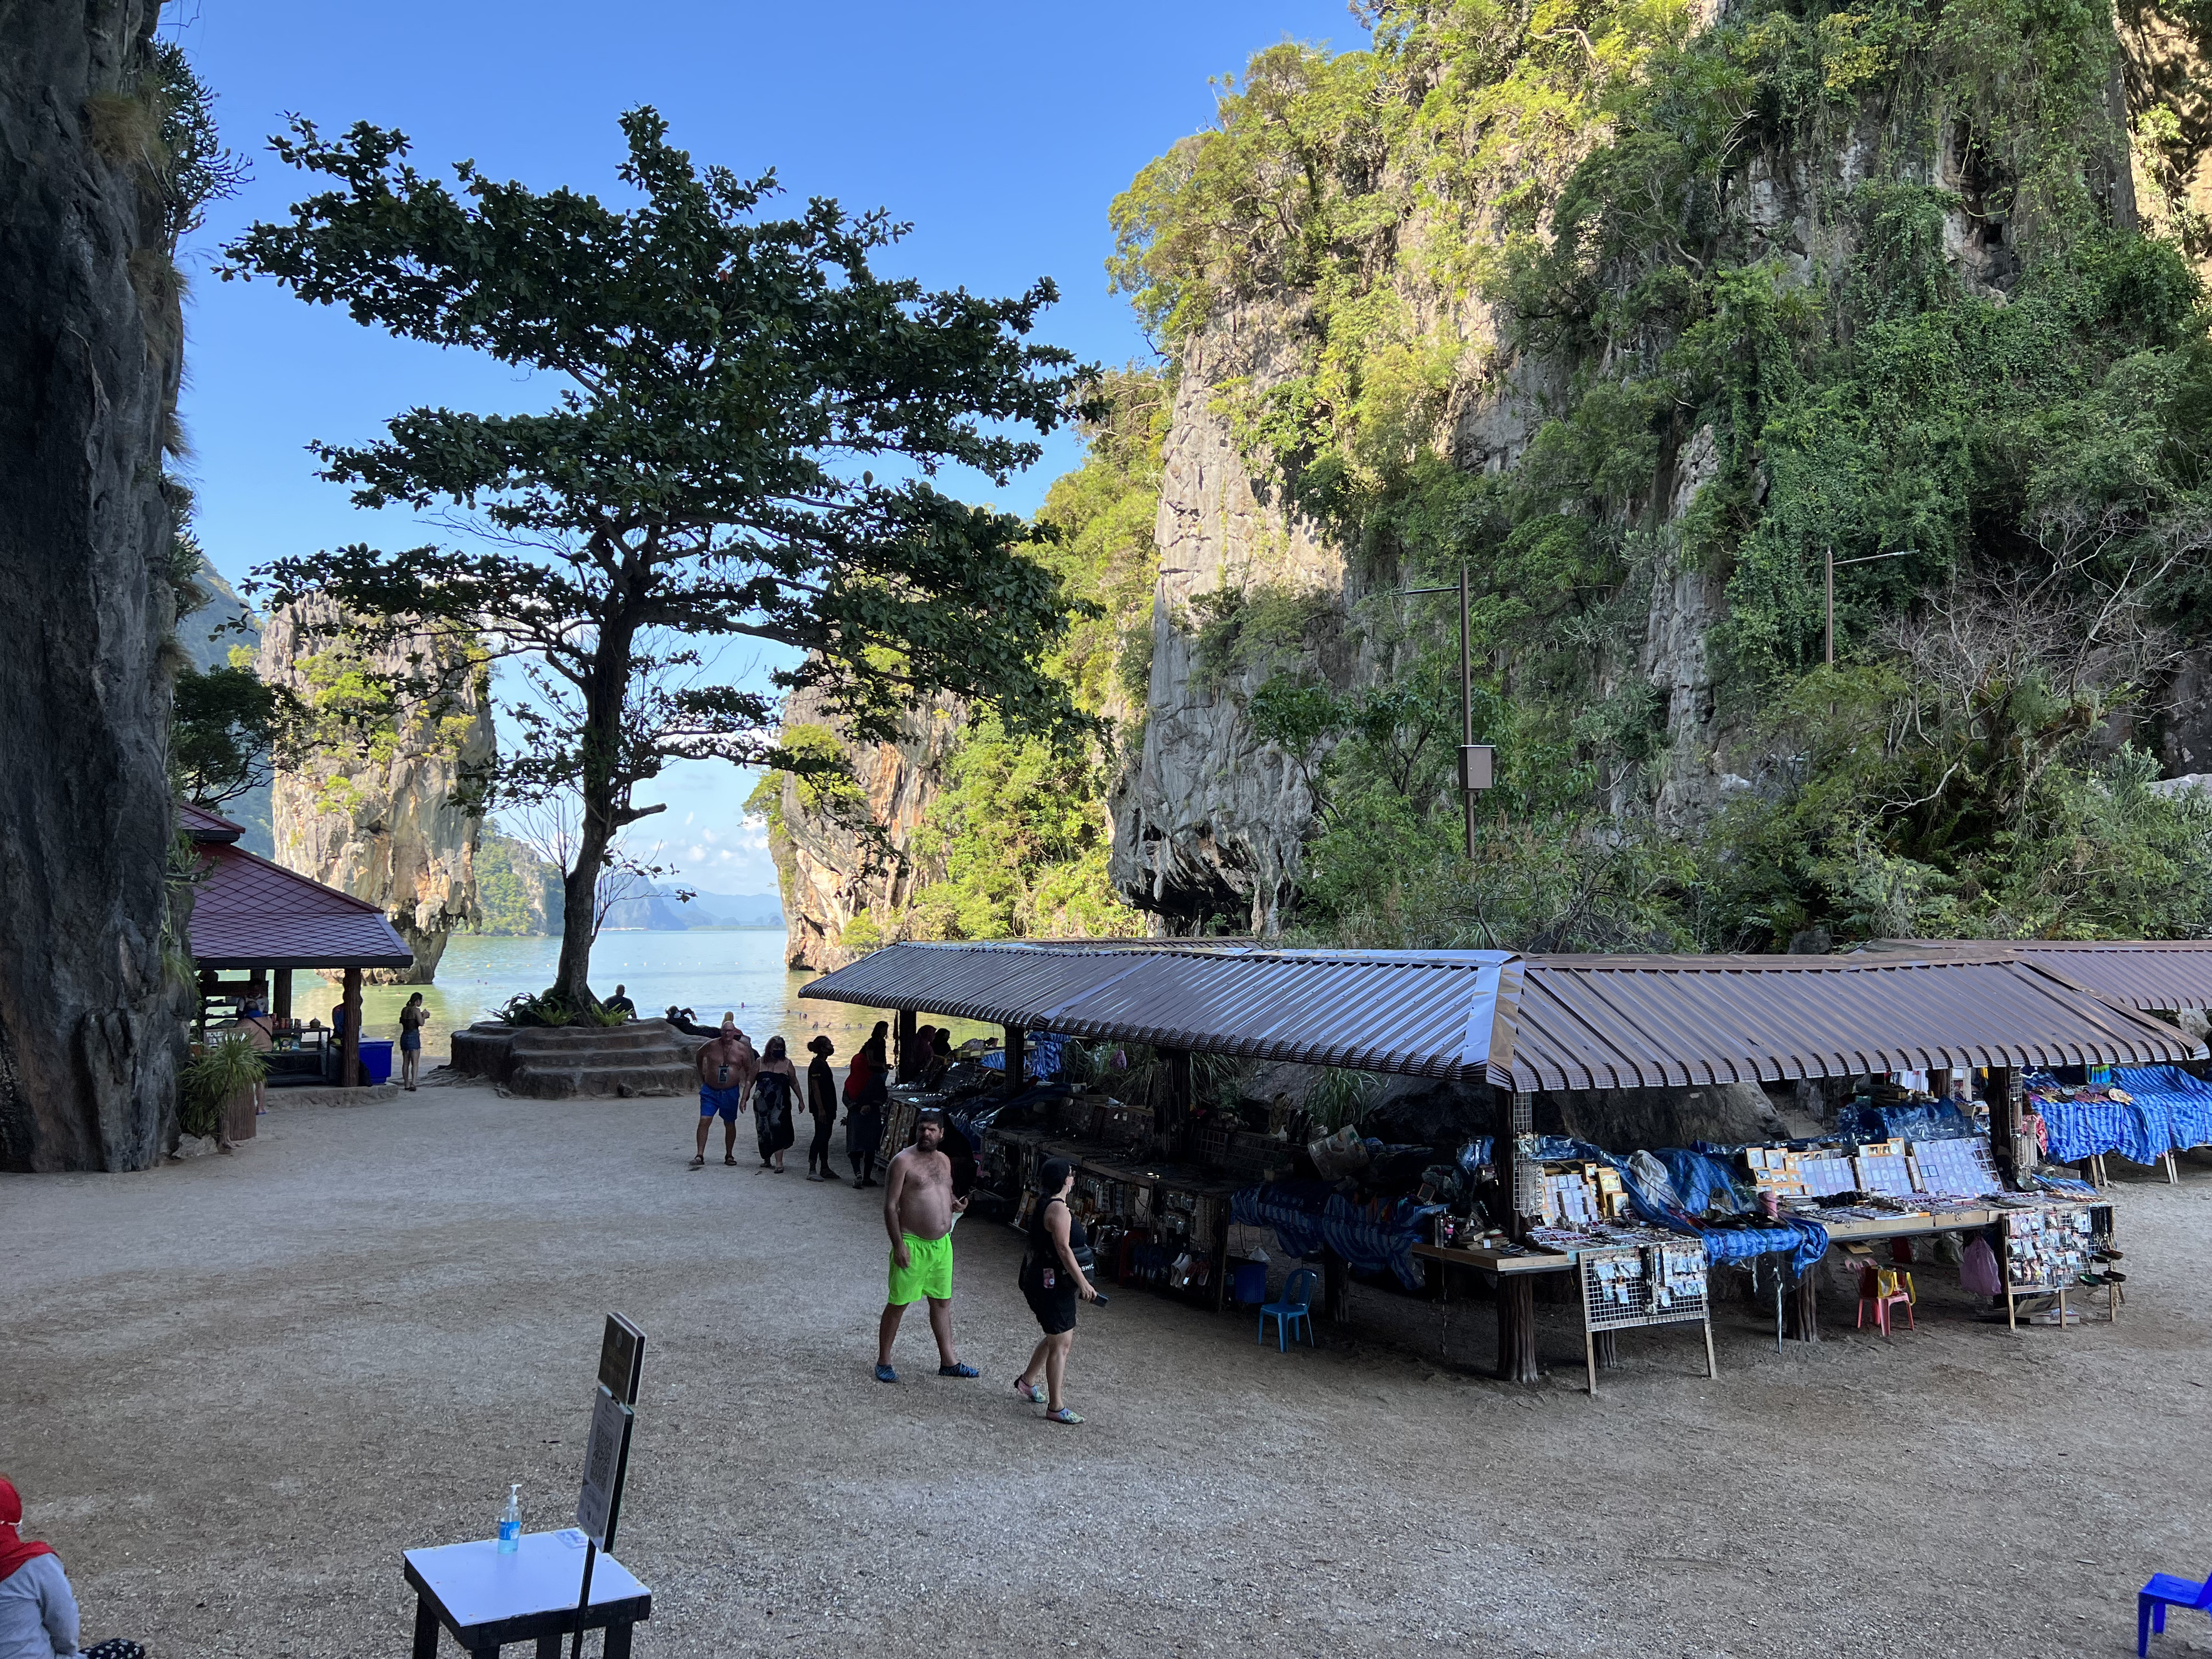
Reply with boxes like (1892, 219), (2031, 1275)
(887, 1231), (954, 1306)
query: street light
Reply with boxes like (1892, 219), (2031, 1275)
(1825, 546), (1914, 667)
(1399, 560), (1494, 861)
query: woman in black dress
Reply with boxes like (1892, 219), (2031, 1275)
(1013, 1158), (1099, 1425)
(750, 1036), (799, 1172)
(804, 1035), (838, 1181)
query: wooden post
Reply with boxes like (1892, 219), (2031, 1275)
(272, 968), (292, 1026)
(1786, 1267), (1820, 1342)
(1003, 1025), (1025, 1099)
(1157, 1046), (1192, 1159)
(896, 1008), (917, 1082)
(341, 967), (363, 1088)
(1593, 1331), (1621, 1370)
(1988, 1066), (2026, 1184)
(1494, 1089), (1541, 1382)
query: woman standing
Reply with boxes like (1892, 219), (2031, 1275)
(1013, 1159), (1099, 1426)
(750, 1036), (800, 1173)
(397, 992), (426, 1091)
(846, 1023), (890, 1187)
(804, 1036), (839, 1182)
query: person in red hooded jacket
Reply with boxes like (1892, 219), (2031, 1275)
(0, 1475), (142, 1659)
(843, 1022), (890, 1186)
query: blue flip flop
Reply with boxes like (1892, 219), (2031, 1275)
(874, 1363), (897, 1384)
(938, 1362), (979, 1378)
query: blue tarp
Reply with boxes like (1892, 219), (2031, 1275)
(979, 1031), (1072, 1079)
(1540, 1140), (1828, 1276)
(1231, 1182), (1443, 1289)
(1838, 1099), (1980, 1142)
(2033, 1066), (2212, 1164)
(1698, 1216), (1831, 1277)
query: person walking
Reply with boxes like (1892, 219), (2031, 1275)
(805, 1036), (839, 1181)
(1013, 1159), (1100, 1425)
(691, 1018), (755, 1170)
(845, 1022), (890, 1187)
(397, 992), (426, 1091)
(750, 1036), (799, 1173)
(874, 1109), (976, 1383)
(0, 1475), (143, 1659)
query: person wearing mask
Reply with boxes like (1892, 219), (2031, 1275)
(397, 992), (426, 1092)
(0, 1475), (143, 1659)
(749, 1036), (799, 1173)
(845, 1022), (890, 1187)
(1013, 1159), (1100, 1426)
(805, 1036), (839, 1182)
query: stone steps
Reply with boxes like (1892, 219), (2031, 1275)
(452, 1018), (706, 1098)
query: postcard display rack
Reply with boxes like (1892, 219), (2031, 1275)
(1576, 1239), (1717, 1395)
(2001, 1203), (2116, 1329)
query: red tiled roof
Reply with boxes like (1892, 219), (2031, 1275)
(190, 842), (415, 969)
(178, 800), (246, 842)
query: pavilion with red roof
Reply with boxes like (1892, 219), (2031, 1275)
(181, 801), (412, 1086)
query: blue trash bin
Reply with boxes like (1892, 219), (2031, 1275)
(1232, 1262), (1269, 1306)
(357, 1039), (393, 1085)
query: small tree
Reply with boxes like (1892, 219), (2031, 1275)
(222, 108), (1092, 1011)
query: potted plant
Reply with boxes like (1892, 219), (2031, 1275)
(180, 1033), (269, 1146)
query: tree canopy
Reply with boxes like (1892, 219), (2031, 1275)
(221, 107), (1093, 1005)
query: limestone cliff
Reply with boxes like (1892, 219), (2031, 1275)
(760, 684), (961, 971)
(0, 0), (188, 1171)
(1107, 3), (2207, 941)
(258, 598), (494, 982)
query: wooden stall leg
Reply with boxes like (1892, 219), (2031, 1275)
(604, 1619), (635, 1659)
(536, 1633), (563, 1657)
(1785, 1272), (1820, 1343)
(1003, 1025), (1026, 1099)
(1584, 1327), (1598, 1397)
(1495, 1275), (1540, 1383)
(411, 1597), (440, 1659)
(1322, 1249), (1350, 1326)
(1593, 1331), (1621, 1370)
(1702, 1313), (1718, 1380)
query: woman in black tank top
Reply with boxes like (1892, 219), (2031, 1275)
(1013, 1157), (1098, 1425)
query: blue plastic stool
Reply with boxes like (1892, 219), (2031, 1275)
(2140, 1566), (2212, 1655)
(1258, 1267), (1318, 1352)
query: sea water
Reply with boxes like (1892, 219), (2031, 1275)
(277, 929), (985, 1060)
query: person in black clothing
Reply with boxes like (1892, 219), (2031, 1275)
(804, 1036), (839, 1181)
(750, 1036), (799, 1172)
(848, 1024), (890, 1187)
(1013, 1157), (1099, 1425)
(604, 984), (637, 1019)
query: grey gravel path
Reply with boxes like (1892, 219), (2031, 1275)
(4, 1079), (2209, 1658)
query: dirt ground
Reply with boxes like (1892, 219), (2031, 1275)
(4, 1078), (2209, 1659)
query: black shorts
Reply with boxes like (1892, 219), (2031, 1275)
(1023, 1279), (1078, 1335)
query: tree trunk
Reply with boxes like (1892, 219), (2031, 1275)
(1786, 1272), (1820, 1342)
(1495, 1276), (1540, 1382)
(549, 614), (640, 1015)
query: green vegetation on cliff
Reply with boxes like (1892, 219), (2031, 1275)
(1113, 0), (2212, 947)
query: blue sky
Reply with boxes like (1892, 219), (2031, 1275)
(170, 0), (1359, 894)
(171, 0), (1359, 893)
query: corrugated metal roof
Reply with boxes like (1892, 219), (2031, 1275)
(1856, 938), (2212, 1011)
(1511, 953), (2199, 1090)
(190, 842), (415, 969)
(800, 941), (2203, 1089)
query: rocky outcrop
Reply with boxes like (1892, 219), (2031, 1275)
(451, 1018), (697, 1099)
(1108, 310), (1362, 935)
(258, 598), (493, 982)
(0, 1), (187, 1172)
(764, 682), (960, 970)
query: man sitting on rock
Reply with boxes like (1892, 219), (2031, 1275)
(604, 984), (637, 1020)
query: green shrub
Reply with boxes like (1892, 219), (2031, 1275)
(179, 1033), (268, 1139)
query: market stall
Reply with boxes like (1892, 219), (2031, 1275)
(801, 941), (2202, 1385)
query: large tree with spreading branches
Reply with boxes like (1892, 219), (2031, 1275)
(222, 108), (1092, 1011)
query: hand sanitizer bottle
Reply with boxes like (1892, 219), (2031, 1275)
(498, 1483), (521, 1552)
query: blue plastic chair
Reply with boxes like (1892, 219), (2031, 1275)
(1258, 1267), (1318, 1352)
(2140, 1566), (2212, 1655)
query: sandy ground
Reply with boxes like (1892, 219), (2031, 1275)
(4, 1078), (2210, 1659)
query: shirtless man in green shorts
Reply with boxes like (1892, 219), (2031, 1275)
(875, 1109), (977, 1383)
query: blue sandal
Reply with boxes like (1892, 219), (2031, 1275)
(874, 1363), (897, 1384)
(938, 1362), (979, 1378)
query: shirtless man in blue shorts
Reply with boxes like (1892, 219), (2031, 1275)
(691, 1019), (756, 1169)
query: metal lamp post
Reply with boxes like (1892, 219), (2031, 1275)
(1825, 546), (1913, 667)
(1400, 560), (1495, 860)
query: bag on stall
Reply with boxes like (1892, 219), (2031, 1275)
(1960, 1235), (2003, 1297)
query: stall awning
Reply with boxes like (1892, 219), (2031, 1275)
(188, 839), (414, 970)
(1856, 937), (2212, 1011)
(799, 942), (2203, 1091)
